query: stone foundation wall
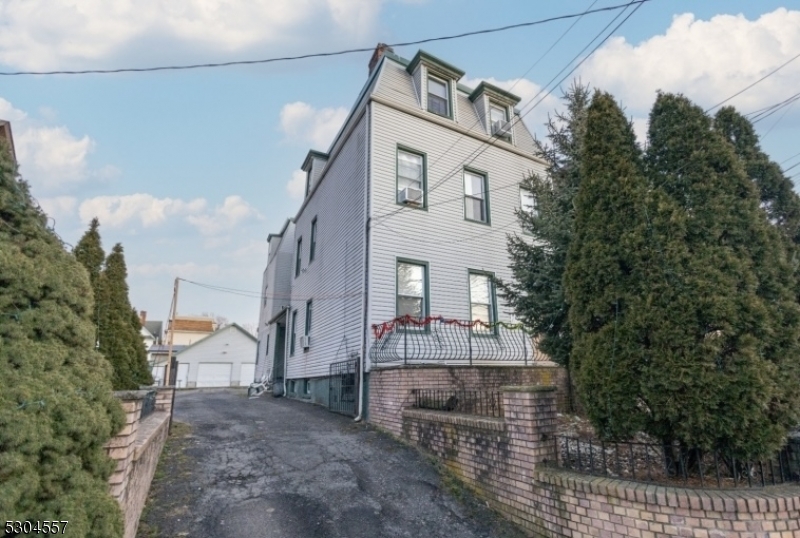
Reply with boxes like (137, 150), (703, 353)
(401, 385), (800, 538)
(368, 364), (569, 437)
(105, 386), (174, 538)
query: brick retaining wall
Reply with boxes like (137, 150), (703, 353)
(368, 364), (569, 437)
(401, 385), (800, 537)
(105, 386), (174, 538)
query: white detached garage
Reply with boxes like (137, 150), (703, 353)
(175, 323), (257, 388)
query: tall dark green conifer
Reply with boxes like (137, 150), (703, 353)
(641, 93), (800, 457)
(98, 244), (152, 389)
(497, 83), (590, 367)
(0, 140), (124, 536)
(563, 91), (652, 440)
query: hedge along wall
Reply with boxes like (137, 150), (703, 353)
(401, 386), (800, 538)
(367, 364), (570, 436)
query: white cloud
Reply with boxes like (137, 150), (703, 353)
(0, 0), (387, 71)
(578, 9), (800, 115)
(185, 195), (261, 236)
(37, 196), (78, 220)
(279, 101), (348, 149)
(0, 97), (113, 193)
(79, 193), (207, 228)
(286, 169), (307, 200)
(129, 262), (223, 279)
(461, 77), (560, 141)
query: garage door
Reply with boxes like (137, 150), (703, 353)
(196, 363), (232, 388)
(239, 363), (256, 386)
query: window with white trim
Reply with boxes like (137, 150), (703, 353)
(469, 272), (495, 329)
(464, 170), (489, 223)
(397, 149), (425, 205)
(520, 188), (538, 217)
(397, 261), (427, 320)
(489, 103), (509, 137)
(427, 76), (449, 117)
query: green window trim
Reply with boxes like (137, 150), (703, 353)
(295, 237), (302, 278)
(305, 300), (312, 337)
(468, 270), (498, 337)
(290, 310), (298, 356)
(463, 168), (491, 225)
(396, 146), (428, 210)
(426, 74), (453, 119)
(310, 218), (317, 263)
(396, 258), (431, 329)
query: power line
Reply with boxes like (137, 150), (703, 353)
(705, 50), (800, 113)
(179, 277), (362, 301)
(375, 0), (645, 227)
(0, 1), (650, 76)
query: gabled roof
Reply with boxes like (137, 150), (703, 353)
(175, 323), (257, 355)
(170, 316), (215, 333)
(144, 320), (163, 340)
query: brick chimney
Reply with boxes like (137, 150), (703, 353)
(139, 310), (147, 326)
(368, 43), (393, 76)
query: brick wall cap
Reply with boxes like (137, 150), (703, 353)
(372, 364), (561, 372)
(501, 385), (557, 393)
(113, 389), (153, 400)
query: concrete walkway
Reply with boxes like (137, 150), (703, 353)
(138, 389), (527, 538)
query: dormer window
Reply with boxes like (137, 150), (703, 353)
(427, 76), (449, 117)
(490, 103), (510, 137)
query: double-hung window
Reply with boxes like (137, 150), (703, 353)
(310, 218), (317, 263)
(464, 170), (489, 223)
(469, 272), (496, 331)
(427, 76), (449, 117)
(397, 260), (428, 321)
(397, 149), (425, 206)
(305, 300), (312, 336)
(520, 188), (538, 217)
(295, 237), (302, 277)
(489, 103), (509, 137)
(290, 310), (298, 356)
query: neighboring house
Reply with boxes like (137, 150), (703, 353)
(256, 45), (546, 411)
(0, 120), (16, 163)
(138, 311), (167, 383)
(174, 323), (257, 388)
(167, 315), (215, 346)
(148, 344), (187, 386)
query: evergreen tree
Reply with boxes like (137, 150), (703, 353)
(641, 93), (800, 458)
(98, 244), (152, 389)
(713, 106), (800, 246)
(496, 83), (590, 367)
(74, 217), (104, 289)
(0, 140), (124, 536)
(563, 91), (653, 440)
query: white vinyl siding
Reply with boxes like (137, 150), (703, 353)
(283, 113), (368, 379)
(367, 97), (545, 343)
(520, 188), (537, 216)
(176, 325), (257, 387)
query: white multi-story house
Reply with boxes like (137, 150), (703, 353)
(256, 45), (546, 415)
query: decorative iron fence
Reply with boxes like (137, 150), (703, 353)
(412, 389), (503, 418)
(140, 390), (157, 421)
(370, 315), (543, 365)
(552, 435), (800, 488)
(329, 359), (358, 417)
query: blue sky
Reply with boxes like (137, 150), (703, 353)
(1, 0), (799, 329)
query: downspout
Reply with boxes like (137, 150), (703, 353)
(355, 100), (372, 422)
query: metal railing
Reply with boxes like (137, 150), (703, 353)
(412, 389), (503, 418)
(140, 390), (157, 421)
(370, 315), (544, 365)
(552, 435), (800, 488)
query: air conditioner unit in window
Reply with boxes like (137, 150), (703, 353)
(300, 335), (311, 349)
(491, 120), (513, 137)
(399, 187), (423, 205)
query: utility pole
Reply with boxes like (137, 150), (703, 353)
(165, 277), (180, 433)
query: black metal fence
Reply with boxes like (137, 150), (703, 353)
(412, 389), (503, 418)
(140, 390), (157, 421)
(329, 359), (358, 417)
(370, 316), (544, 365)
(552, 435), (800, 488)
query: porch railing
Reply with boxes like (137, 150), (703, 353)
(369, 315), (543, 365)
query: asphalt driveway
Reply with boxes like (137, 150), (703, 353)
(138, 389), (527, 538)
